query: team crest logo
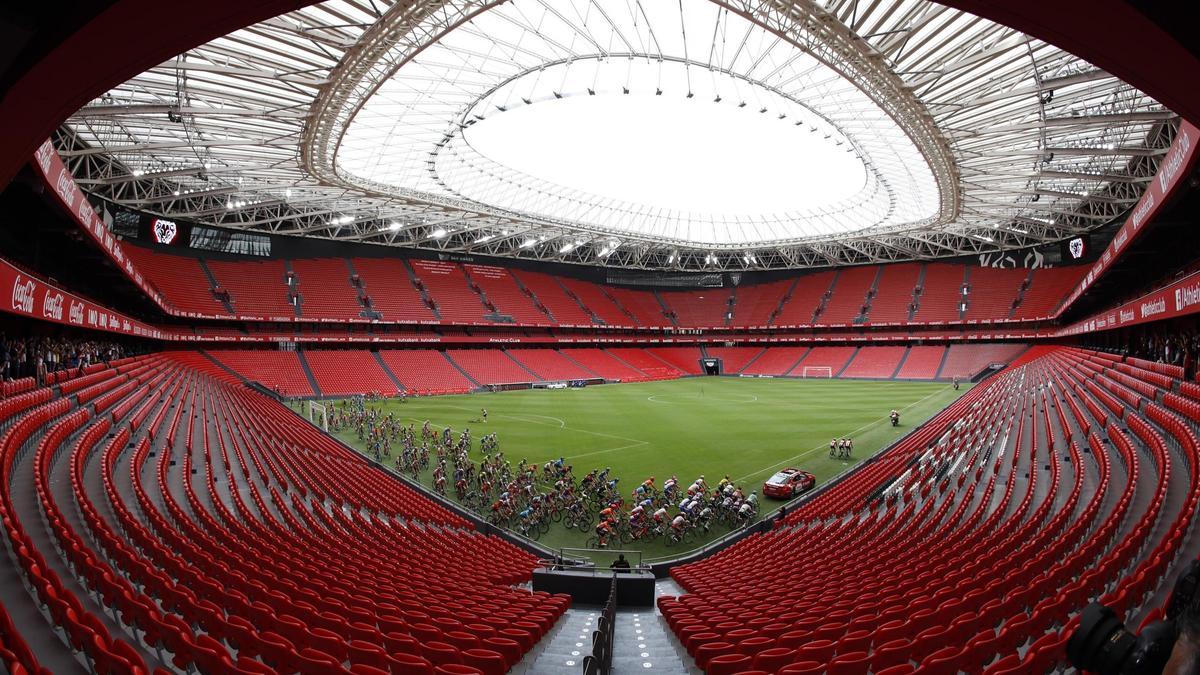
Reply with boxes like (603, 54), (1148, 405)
(152, 218), (178, 244)
(1068, 238), (1084, 259)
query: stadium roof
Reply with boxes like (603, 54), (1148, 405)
(57, 0), (1175, 270)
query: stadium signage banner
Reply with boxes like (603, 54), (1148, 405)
(1057, 269), (1200, 336)
(0, 258), (167, 339)
(32, 140), (168, 310)
(1058, 120), (1200, 314)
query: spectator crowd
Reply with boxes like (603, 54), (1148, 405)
(0, 334), (131, 385)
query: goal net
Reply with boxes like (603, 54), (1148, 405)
(307, 401), (328, 432)
(801, 366), (833, 379)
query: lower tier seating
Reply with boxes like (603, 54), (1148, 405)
(659, 345), (1200, 673)
(0, 353), (568, 675)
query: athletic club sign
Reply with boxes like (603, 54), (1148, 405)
(152, 218), (178, 244)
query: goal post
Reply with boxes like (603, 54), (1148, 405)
(307, 401), (328, 432)
(801, 366), (834, 379)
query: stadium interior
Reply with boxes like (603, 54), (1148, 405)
(1, 1), (1200, 674)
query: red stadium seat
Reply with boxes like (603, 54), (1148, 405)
(777, 661), (824, 675)
(706, 652), (753, 675)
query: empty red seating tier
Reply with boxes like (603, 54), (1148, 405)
(705, 346), (765, 374)
(505, 349), (597, 381)
(556, 278), (632, 327)
(446, 349), (537, 385)
(742, 347), (809, 376)
(509, 270), (596, 326)
(793, 346), (857, 376)
(0, 353), (569, 675)
(645, 347), (704, 374)
(124, 245), (228, 316)
(662, 289), (733, 327)
(730, 280), (792, 327)
(659, 345), (1200, 674)
(913, 263), (966, 323)
(565, 348), (652, 382)
(465, 264), (550, 326)
(774, 271), (836, 326)
(305, 350), (399, 397)
(291, 258), (362, 321)
(895, 346), (947, 380)
(607, 287), (669, 327)
(208, 349), (314, 396)
(965, 267), (1027, 321)
(940, 343), (1030, 380)
(1015, 266), (1087, 319)
(866, 264), (922, 324)
(840, 346), (907, 378)
(117, 246), (1090, 329)
(411, 260), (491, 324)
(352, 258), (437, 323)
(379, 350), (474, 395)
(207, 258), (295, 318)
(818, 266), (877, 325)
(607, 348), (685, 379)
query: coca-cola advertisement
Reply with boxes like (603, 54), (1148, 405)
(0, 257), (164, 340)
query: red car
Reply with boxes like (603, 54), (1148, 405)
(763, 468), (816, 499)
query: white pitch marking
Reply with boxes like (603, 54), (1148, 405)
(731, 385), (957, 484)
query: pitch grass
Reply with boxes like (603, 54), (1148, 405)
(313, 377), (967, 560)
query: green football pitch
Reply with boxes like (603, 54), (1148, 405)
(311, 376), (966, 559)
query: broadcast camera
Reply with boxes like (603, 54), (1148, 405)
(1067, 560), (1200, 675)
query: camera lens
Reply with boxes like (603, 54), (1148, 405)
(1067, 603), (1138, 675)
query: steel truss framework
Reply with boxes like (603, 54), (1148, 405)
(59, 0), (1173, 271)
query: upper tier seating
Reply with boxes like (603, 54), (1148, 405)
(0, 353), (567, 675)
(645, 347), (704, 374)
(305, 350), (399, 397)
(774, 271), (837, 326)
(446, 349), (538, 385)
(556, 278), (632, 326)
(895, 345), (947, 379)
(729, 280), (792, 327)
(207, 258), (295, 318)
(866, 264), (922, 324)
(659, 345), (1200, 674)
(1014, 266), (1087, 319)
(608, 288), (669, 327)
(410, 260), (490, 324)
(793, 346), (857, 376)
(705, 346), (765, 374)
(662, 289), (733, 327)
(564, 349), (652, 382)
(840, 346), (907, 378)
(741, 347), (809, 376)
(913, 263), (966, 323)
(506, 349), (597, 381)
(941, 343), (1030, 380)
(465, 264), (550, 325)
(510, 270), (596, 326)
(379, 350), (474, 395)
(818, 266), (877, 325)
(965, 267), (1027, 321)
(124, 245), (228, 315)
(290, 258), (362, 321)
(120, 246), (1089, 328)
(208, 349), (315, 396)
(351, 258), (437, 323)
